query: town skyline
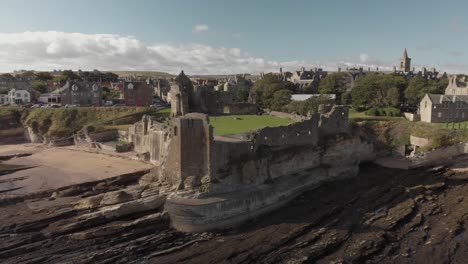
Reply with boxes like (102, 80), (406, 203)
(0, 0), (467, 74)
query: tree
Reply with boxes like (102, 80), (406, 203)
(286, 95), (335, 115)
(250, 74), (288, 108)
(236, 87), (250, 102)
(386, 87), (400, 107)
(271, 89), (292, 111)
(62, 70), (81, 81)
(318, 72), (348, 103)
(53, 75), (69, 84)
(341, 92), (352, 105)
(31, 80), (48, 93)
(18, 71), (35, 78)
(102, 87), (121, 101)
(35, 72), (53, 81)
(404, 76), (447, 105)
(404, 76), (427, 105)
(351, 74), (407, 108)
(0, 73), (14, 80)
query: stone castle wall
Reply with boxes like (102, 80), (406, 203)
(124, 105), (371, 232)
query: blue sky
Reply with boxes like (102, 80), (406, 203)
(0, 0), (467, 74)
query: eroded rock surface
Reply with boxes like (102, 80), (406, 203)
(0, 163), (466, 263)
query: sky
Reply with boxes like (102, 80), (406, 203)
(0, 0), (467, 74)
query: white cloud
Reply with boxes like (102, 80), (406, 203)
(0, 31), (464, 74)
(193, 24), (209, 32)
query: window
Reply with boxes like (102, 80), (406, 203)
(173, 127), (178, 136)
(425, 101), (427, 108)
(438, 112), (442, 118)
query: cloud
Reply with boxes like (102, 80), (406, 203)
(0, 31), (465, 74)
(193, 24), (209, 32)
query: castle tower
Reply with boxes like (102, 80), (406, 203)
(400, 48), (411, 72)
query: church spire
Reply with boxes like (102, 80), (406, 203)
(403, 48), (408, 59)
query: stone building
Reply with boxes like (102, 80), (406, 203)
(154, 78), (171, 102)
(287, 67), (328, 93)
(419, 94), (468, 123)
(400, 48), (411, 72)
(445, 75), (468, 95)
(420, 75), (468, 123)
(170, 71), (194, 117)
(122, 81), (153, 106)
(58, 81), (102, 106)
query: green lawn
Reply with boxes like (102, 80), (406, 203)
(432, 121), (468, 130)
(209, 115), (295, 136)
(348, 108), (403, 120)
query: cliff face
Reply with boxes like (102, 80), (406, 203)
(0, 109), (26, 144)
(166, 133), (374, 232)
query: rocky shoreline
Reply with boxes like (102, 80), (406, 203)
(0, 158), (466, 263)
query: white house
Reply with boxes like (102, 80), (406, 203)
(38, 92), (61, 104)
(7, 88), (31, 104)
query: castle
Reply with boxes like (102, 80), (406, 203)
(122, 73), (373, 232)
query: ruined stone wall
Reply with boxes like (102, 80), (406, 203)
(252, 113), (320, 149)
(162, 113), (213, 187)
(319, 105), (349, 137)
(88, 130), (119, 142)
(166, 135), (374, 232)
(212, 139), (253, 183)
(126, 116), (170, 165)
(209, 106), (354, 187)
(268, 111), (306, 122)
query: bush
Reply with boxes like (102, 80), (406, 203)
(366, 108), (380, 116)
(382, 107), (401, 117)
(366, 107), (401, 117)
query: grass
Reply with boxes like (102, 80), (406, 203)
(23, 107), (171, 138)
(432, 121), (468, 130)
(348, 108), (403, 120)
(358, 117), (468, 151)
(209, 115), (296, 136)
